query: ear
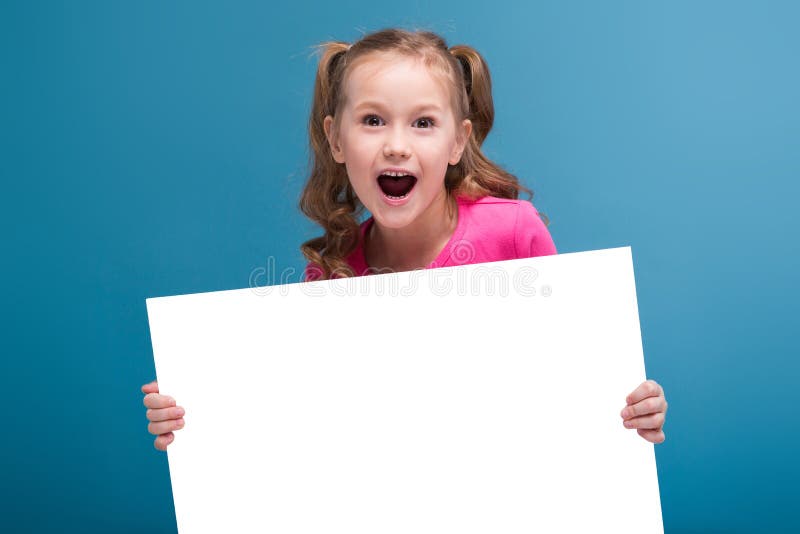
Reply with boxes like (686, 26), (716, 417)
(449, 119), (472, 165)
(324, 115), (345, 163)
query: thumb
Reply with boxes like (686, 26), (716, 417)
(141, 380), (159, 394)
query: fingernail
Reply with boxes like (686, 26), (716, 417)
(176, 408), (185, 416)
(621, 409), (629, 418)
(176, 418), (185, 427)
(624, 420), (633, 428)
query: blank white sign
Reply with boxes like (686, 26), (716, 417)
(146, 246), (663, 533)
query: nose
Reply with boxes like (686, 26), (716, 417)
(382, 126), (411, 158)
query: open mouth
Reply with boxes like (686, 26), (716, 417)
(377, 173), (417, 200)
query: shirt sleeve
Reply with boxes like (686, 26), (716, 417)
(514, 200), (558, 258)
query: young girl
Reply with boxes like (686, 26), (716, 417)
(142, 28), (668, 450)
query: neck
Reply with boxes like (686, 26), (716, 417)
(366, 190), (458, 273)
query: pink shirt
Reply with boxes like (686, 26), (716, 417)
(304, 194), (557, 281)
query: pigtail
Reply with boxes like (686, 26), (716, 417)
(445, 45), (536, 207)
(299, 41), (363, 280)
(308, 41), (349, 137)
(448, 45), (494, 145)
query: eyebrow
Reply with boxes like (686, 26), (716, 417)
(352, 101), (443, 113)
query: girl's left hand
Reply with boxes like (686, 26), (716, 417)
(620, 379), (668, 444)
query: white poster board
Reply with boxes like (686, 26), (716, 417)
(146, 246), (663, 533)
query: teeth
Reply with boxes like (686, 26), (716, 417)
(382, 171), (411, 177)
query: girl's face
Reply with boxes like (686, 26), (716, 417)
(324, 53), (472, 230)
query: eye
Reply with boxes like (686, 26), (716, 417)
(362, 114), (384, 127)
(414, 117), (436, 129)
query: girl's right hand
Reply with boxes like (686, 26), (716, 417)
(142, 380), (185, 451)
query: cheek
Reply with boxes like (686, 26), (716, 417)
(341, 138), (374, 178)
(346, 135), (380, 163)
(345, 164), (372, 194)
(417, 143), (453, 177)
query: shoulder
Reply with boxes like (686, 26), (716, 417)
(510, 198), (557, 258)
(457, 195), (520, 229)
(458, 194), (539, 231)
(459, 195), (557, 258)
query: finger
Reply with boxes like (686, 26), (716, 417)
(154, 432), (175, 451)
(143, 393), (176, 409)
(141, 380), (159, 394)
(148, 418), (185, 436)
(625, 379), (663, 405)
(146, 406), (185, 422)
(622, 412), (665, 430)
(621, 396), (667, 419)
(637, 428), (666, 444)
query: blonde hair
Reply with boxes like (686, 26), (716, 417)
(299, 28), (544, 280)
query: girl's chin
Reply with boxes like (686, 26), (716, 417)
(371, 208), (416, 230)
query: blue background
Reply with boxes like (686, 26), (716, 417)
(2, 1), (797, 532)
